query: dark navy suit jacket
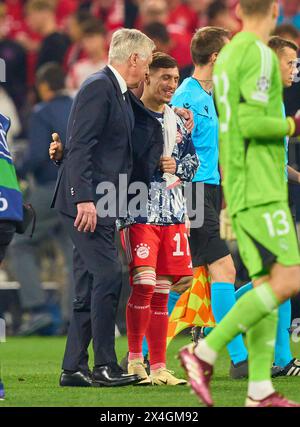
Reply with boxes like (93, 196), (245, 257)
(52, 66), (163, 225)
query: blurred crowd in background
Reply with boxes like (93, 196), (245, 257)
(0, 0), (300, 336)
(1, 0), (300, 134)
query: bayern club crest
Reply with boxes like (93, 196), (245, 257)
(135, 244), (150, 259)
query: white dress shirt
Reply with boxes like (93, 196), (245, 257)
(107, 64), (127, 98)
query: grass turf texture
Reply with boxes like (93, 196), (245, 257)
(0, 336), (299, 407)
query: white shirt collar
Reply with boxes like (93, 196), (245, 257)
(108, 64), (127, 95)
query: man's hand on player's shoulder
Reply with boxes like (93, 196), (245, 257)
(173, 107), (194, 133)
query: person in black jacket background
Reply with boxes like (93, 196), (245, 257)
(9, 63), (74, 336)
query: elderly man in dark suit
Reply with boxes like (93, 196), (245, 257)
(52, 29), (163, 387)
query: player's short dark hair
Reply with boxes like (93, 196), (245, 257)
(143, 22), (170, 45)
(191, 26), (230, 66)
(149, 52), (178, 71)
(207, 1), (227, 23)
(273, 24), (299, 42)
(81, 18), (106, 36)
(268, 36), (298, 55)
(239, 0), (275, 16)
(36, 62), (65, 91)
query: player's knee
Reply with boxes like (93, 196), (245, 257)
(131, 269), (157, 297)
(225, 264), (236, 284)
(272, 265), (300, 300)
(286, 267), (300, 297)
(210, 256), (236, 284)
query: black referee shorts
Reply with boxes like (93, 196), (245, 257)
(189, 182), (230, 267)
(0, 220), (16, 263)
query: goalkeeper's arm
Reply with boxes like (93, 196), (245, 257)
(238, 103), (300, 140)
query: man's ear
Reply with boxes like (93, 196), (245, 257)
(129, 53), (139, 67)
(235, 3), (242, 20)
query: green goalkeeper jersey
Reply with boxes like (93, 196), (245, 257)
(213, 31), (290, 216)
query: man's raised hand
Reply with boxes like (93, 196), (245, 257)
(49, 133), (64, 161)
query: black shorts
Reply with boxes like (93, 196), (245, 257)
(188, 183), (230, 267)
(0, 221), (16, 263)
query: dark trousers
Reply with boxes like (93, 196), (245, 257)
(0, 221), (16, 263)
(9, 183), (73, 320)
(60, 212), (122, 370)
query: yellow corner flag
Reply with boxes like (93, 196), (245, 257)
(167, 266), (215, 347)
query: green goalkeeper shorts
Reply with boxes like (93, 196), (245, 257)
(232, 201), (300, 279)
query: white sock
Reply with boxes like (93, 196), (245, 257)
(194, 340), (218, 365)
(248, 381), (275, 400)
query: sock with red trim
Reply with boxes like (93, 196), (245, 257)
(146, 279), (171, 369)
(127, 270), (156, 361)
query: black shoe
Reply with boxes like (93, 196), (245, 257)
(143, 355), (150, 376)
(229, 359), (248, 379)
(271, 365), (283, 377)
(59, 370), (92, 387)
(92, 363), (139, 387)
(272, 358), (300, 378)
(191, 326), (206, 344)
(119, 352), (150, 375)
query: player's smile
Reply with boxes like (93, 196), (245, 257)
(162, 88), (175, 100)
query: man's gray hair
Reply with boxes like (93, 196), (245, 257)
(108, 28), (155, 64)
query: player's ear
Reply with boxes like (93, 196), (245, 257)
(144, 73), (150, 85)
(272, 1), (279, 21)
(235, 3), (242, 20)
(211, 52), (218, 65)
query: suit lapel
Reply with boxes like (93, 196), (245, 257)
(102, 66), (132, 144)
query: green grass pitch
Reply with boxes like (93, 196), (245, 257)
(0, 336), (299, 407)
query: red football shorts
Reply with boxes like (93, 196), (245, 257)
(120, 223), (193, 276)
